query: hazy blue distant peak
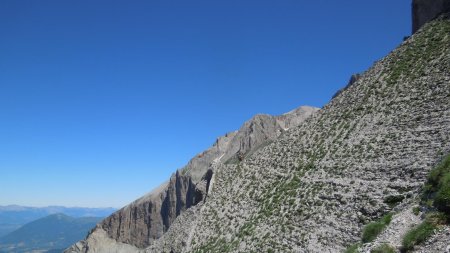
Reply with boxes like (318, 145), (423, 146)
(0, 205), (116, 215)
(0, 205), (115, 237)
(0, 213), (103, 253)
(0, 205), (33, 211)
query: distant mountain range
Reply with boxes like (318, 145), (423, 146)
(0, 213), (102, 253)
(0, 205), (115, 237)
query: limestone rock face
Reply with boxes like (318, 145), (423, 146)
(412, 0), (450, 33)
(183, 106), (319, 182)
(219, 107), (319, 165)
(65, 171), (210, 253)
(276, 106), (321, 130)
(100, 170), (199, 248)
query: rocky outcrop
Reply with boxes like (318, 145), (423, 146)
(275, 106), (320, 130)
(219, 107), (320, 165)
(65, 170), (212, 252)
(412, 0), (450, 33)
(98, 171), (200, 248)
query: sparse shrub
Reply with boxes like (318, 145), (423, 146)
(398, 154), (450, 252)
(423, 154), (450, 214)
(401, 212), (446, 251)
(362, 222), (385, 243)
(401, 220), (436, 251)
(362, 213), (393, 243)
(425, 211), (447, 225)
(344, 243), (360, 253)
(427, 154), (450, 190)
(371, 243), (395, 253)
(412, 206), (420, 216)
(434, 173), (450, 213)
(383, 195), (405, 208)
(422, 154), (450, 216)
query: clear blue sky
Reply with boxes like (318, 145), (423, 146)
(0, 0), (410, 208)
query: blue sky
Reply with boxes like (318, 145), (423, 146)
(0, 0), (410, 208)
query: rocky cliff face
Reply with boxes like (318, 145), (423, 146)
(99, 170), (201, 248)
(65, 106), (318, 253)
(65, 169), (213, 253)
(412, 0), (450, 33)
(183, 106), (319, 183)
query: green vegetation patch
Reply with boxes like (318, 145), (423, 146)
(371, 243), (395, 253)
(400, 212), (447, 252)
(361, 213), (393, 243)
(383, 195), (405, 208)
(385, 19), (450, 86)
(400, 154), (450, 252)
(434, 173), (450, 213)
(192, 237), (236, 253)
(344, 243), (360, 253)
(423, 153), (450, 214)
(402, 220), (436, 251)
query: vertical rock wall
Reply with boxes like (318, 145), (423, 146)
(412, 0), (450, 33)
(100, 171), (200, 248)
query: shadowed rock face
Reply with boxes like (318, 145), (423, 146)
(412, 0), (450, 33)
(99, 171), (202, 248)
(159, 171), (200, 232)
